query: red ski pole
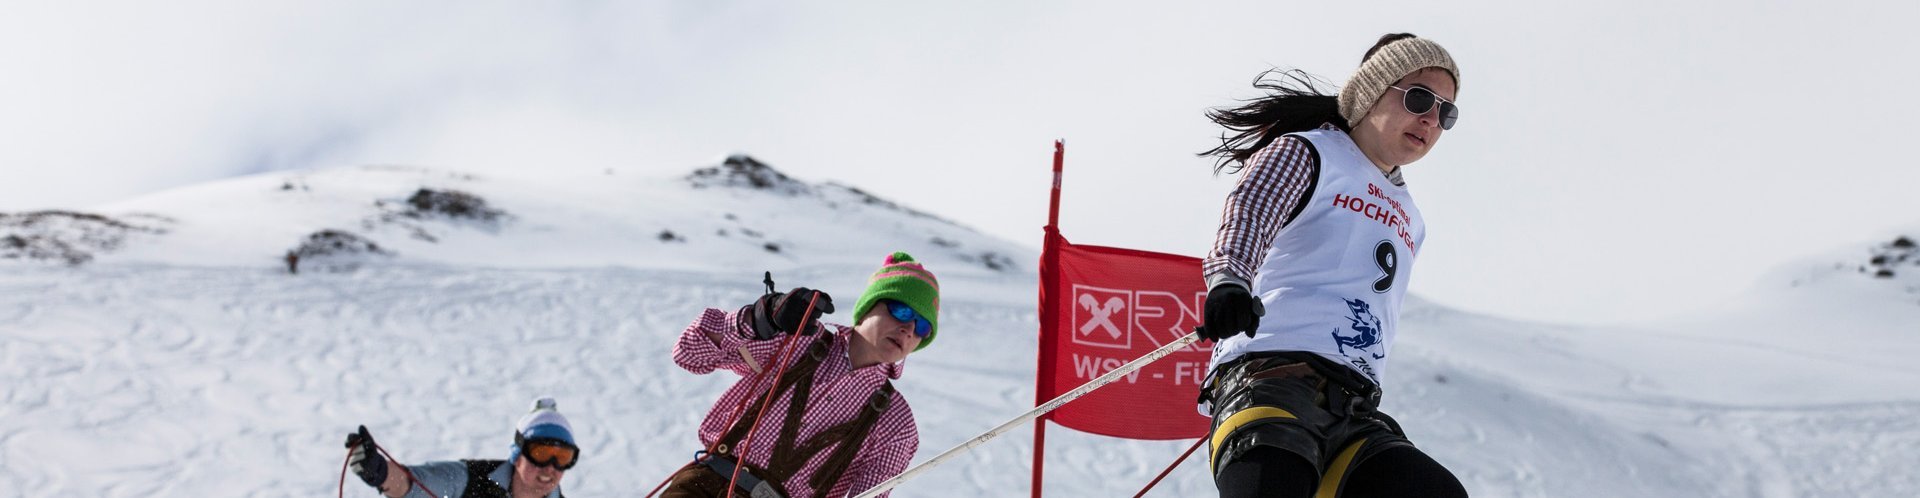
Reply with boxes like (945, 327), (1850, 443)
(726, 292), (824, 497)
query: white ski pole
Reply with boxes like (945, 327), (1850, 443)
(852, 331), (1203, 498)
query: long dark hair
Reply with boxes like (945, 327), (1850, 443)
(1199, 33), (1419, 174)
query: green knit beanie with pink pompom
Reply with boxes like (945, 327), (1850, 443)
(851, 252), (941, 351)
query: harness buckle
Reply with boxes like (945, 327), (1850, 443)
(699, 452), (787, 498)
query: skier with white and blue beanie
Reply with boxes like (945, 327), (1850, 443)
(345, 397), (579, 498)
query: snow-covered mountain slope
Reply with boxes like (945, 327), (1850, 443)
(1, 164), (1915, 497)
(1390, 228), (1920, 495)
(77, 155), (1027, 276)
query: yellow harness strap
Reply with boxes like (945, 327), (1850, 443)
(1207, 406), (1298, 470)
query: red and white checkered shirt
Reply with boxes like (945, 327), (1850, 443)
(1203, 123), (1404, 288)
(673, 307), (917, 498)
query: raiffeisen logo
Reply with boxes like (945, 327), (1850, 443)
(1069, 284), (1209, 352)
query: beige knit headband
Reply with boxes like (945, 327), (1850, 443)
(1337, 37), (1460, 127)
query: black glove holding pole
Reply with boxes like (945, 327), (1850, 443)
(1199, 283), (1264, 341)
(344, 425), (389, 489)
(750, 287), (834, 340)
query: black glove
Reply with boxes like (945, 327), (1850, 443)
(344, 425), (389, 489)
(1200, 283), (1264, 341)
(750, 287), (835, 340)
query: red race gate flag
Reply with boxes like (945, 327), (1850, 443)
(1037, 233), (1212, 439)
(1031, 140), (1211, 497)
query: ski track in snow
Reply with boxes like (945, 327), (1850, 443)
(3, 264), (1917, 497)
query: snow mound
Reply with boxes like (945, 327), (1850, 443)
(393, 188), (510, 226)
(1759, 230), (1920, 308)
(1863, 235), (1919, 280)
(285, 229), (393, 272)
(0, 210), (171, 265)
(685, 154), (812, 195)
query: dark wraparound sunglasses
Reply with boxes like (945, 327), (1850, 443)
(1389, 85), (1459, 130)
(881, 300), (933, 338)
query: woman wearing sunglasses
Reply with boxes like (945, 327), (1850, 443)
(1193, 33), (1468, 498)
(665, 252), (938, 498)
(344, 397), (579, 498)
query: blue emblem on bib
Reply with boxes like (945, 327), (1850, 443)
(1332, 298), (1387, 360)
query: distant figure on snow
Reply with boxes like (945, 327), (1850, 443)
(345, 397), (577, 498)
(662, 252), (939, 497)
(286, 250), (300, 275)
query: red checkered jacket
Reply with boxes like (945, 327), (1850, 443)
(673, 307), (918, 498)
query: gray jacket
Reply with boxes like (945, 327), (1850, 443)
(398, 459), (563, 498)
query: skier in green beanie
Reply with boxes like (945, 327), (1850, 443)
(665, 251), (940, 497)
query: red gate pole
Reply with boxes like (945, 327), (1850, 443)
(1033, 140), (1066, 498)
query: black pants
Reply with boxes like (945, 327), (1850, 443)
(1207, 353), (1466, 497)
(1217, 446), (1465, 498)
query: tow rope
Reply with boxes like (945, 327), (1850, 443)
(851, 331), (1202, 498)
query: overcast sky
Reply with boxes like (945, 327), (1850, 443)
(6, 1), (1917, 325)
